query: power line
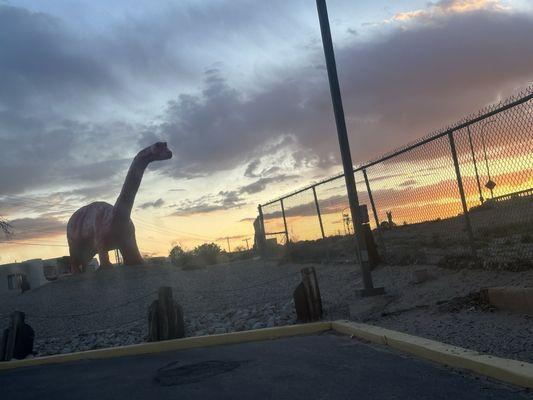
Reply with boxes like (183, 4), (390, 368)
(133, 218), (216, 241)
(1, 195), (222, 246)
(0, 240), (68, 248)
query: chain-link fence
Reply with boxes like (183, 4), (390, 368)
(260, 87), (533, 267)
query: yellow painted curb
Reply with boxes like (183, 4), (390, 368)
(332, 320), (533, 389)
(0, 322), (331, 371)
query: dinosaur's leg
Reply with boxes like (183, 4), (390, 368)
(69, 256), (82, 274)
(98, 249), (113, 269)
(121, 237), (144, 266)
(69, 246), (82, 274)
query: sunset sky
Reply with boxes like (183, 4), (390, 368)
(1, 0), (532, 263)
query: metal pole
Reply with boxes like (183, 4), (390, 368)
(280, 198), (290, 244)
(466, 126), (484, 204)
(480, 121), (495, 199)
(363, 169), (386, 253)
(315, 0), (382, 296)
(312, 186), (326, 239)
(258, 204), (265, 235)
(448, 131), (477, 258)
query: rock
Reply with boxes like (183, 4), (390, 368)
(252, 321), (265, 330)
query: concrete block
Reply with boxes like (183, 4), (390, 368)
(486, 287), (533, 315)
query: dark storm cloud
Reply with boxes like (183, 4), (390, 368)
(1, 1), (533, 207)
(0, 3), (190, 196)
(0, 118), (132, 195)
(155, 7), (533, 180)
(0, 6), (115, 111)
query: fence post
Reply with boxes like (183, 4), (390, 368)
(148, 287), (184, 342)
(466, 126), (484, 204)
(362, 169), (386, 253)
(312, 186), (326, 239)
(280, 198), (289, 244)
(258, 204), (265, 234)
(1, 311), (25, 361)
(448, 131), (477, 258)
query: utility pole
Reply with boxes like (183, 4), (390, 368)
(226, 237), (231, 253)
(316, 0), (383, 296)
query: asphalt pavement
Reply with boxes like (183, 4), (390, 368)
(1, 333), (531, 400)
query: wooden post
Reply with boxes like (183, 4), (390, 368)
(1, 311), (25, 361)
(294, 267), (323, 322)
(302, 267), (323, 319)
(149, 287), (184, 342)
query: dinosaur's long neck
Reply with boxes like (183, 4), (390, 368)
(113, 154), (149, 223)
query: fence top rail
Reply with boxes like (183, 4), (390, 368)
(260, 85), (533, 207)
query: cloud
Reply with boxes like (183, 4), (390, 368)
(138, 198), (165, 209)
(171, 173), (300, 216)
(8, 217), (66, 240)
(244, 160), (261, 178)
(0, 6), (116, 113)
(173, 190), (246, 216)
(239, 174), (300, 195)
(1, 0), (532, 222)
(151, 5), (533, 183)
(386, 0), (509, 23)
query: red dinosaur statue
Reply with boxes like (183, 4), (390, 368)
(67, 142), (172, 272)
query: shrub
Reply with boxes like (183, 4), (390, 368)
(192, 243), (222, 265)
(169, 245), (192, 267)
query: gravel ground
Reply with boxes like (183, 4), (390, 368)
(352, 264), (533, 363)
(2, 259), (533, 363)
(0, 259), (358, 356)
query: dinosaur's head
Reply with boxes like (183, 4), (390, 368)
(149, 142), (173, 161)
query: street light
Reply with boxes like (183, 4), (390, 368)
(480, 120), (497, 199)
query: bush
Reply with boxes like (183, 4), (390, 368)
(169, 245), (192, 267)
(192, 243), (222, 266)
